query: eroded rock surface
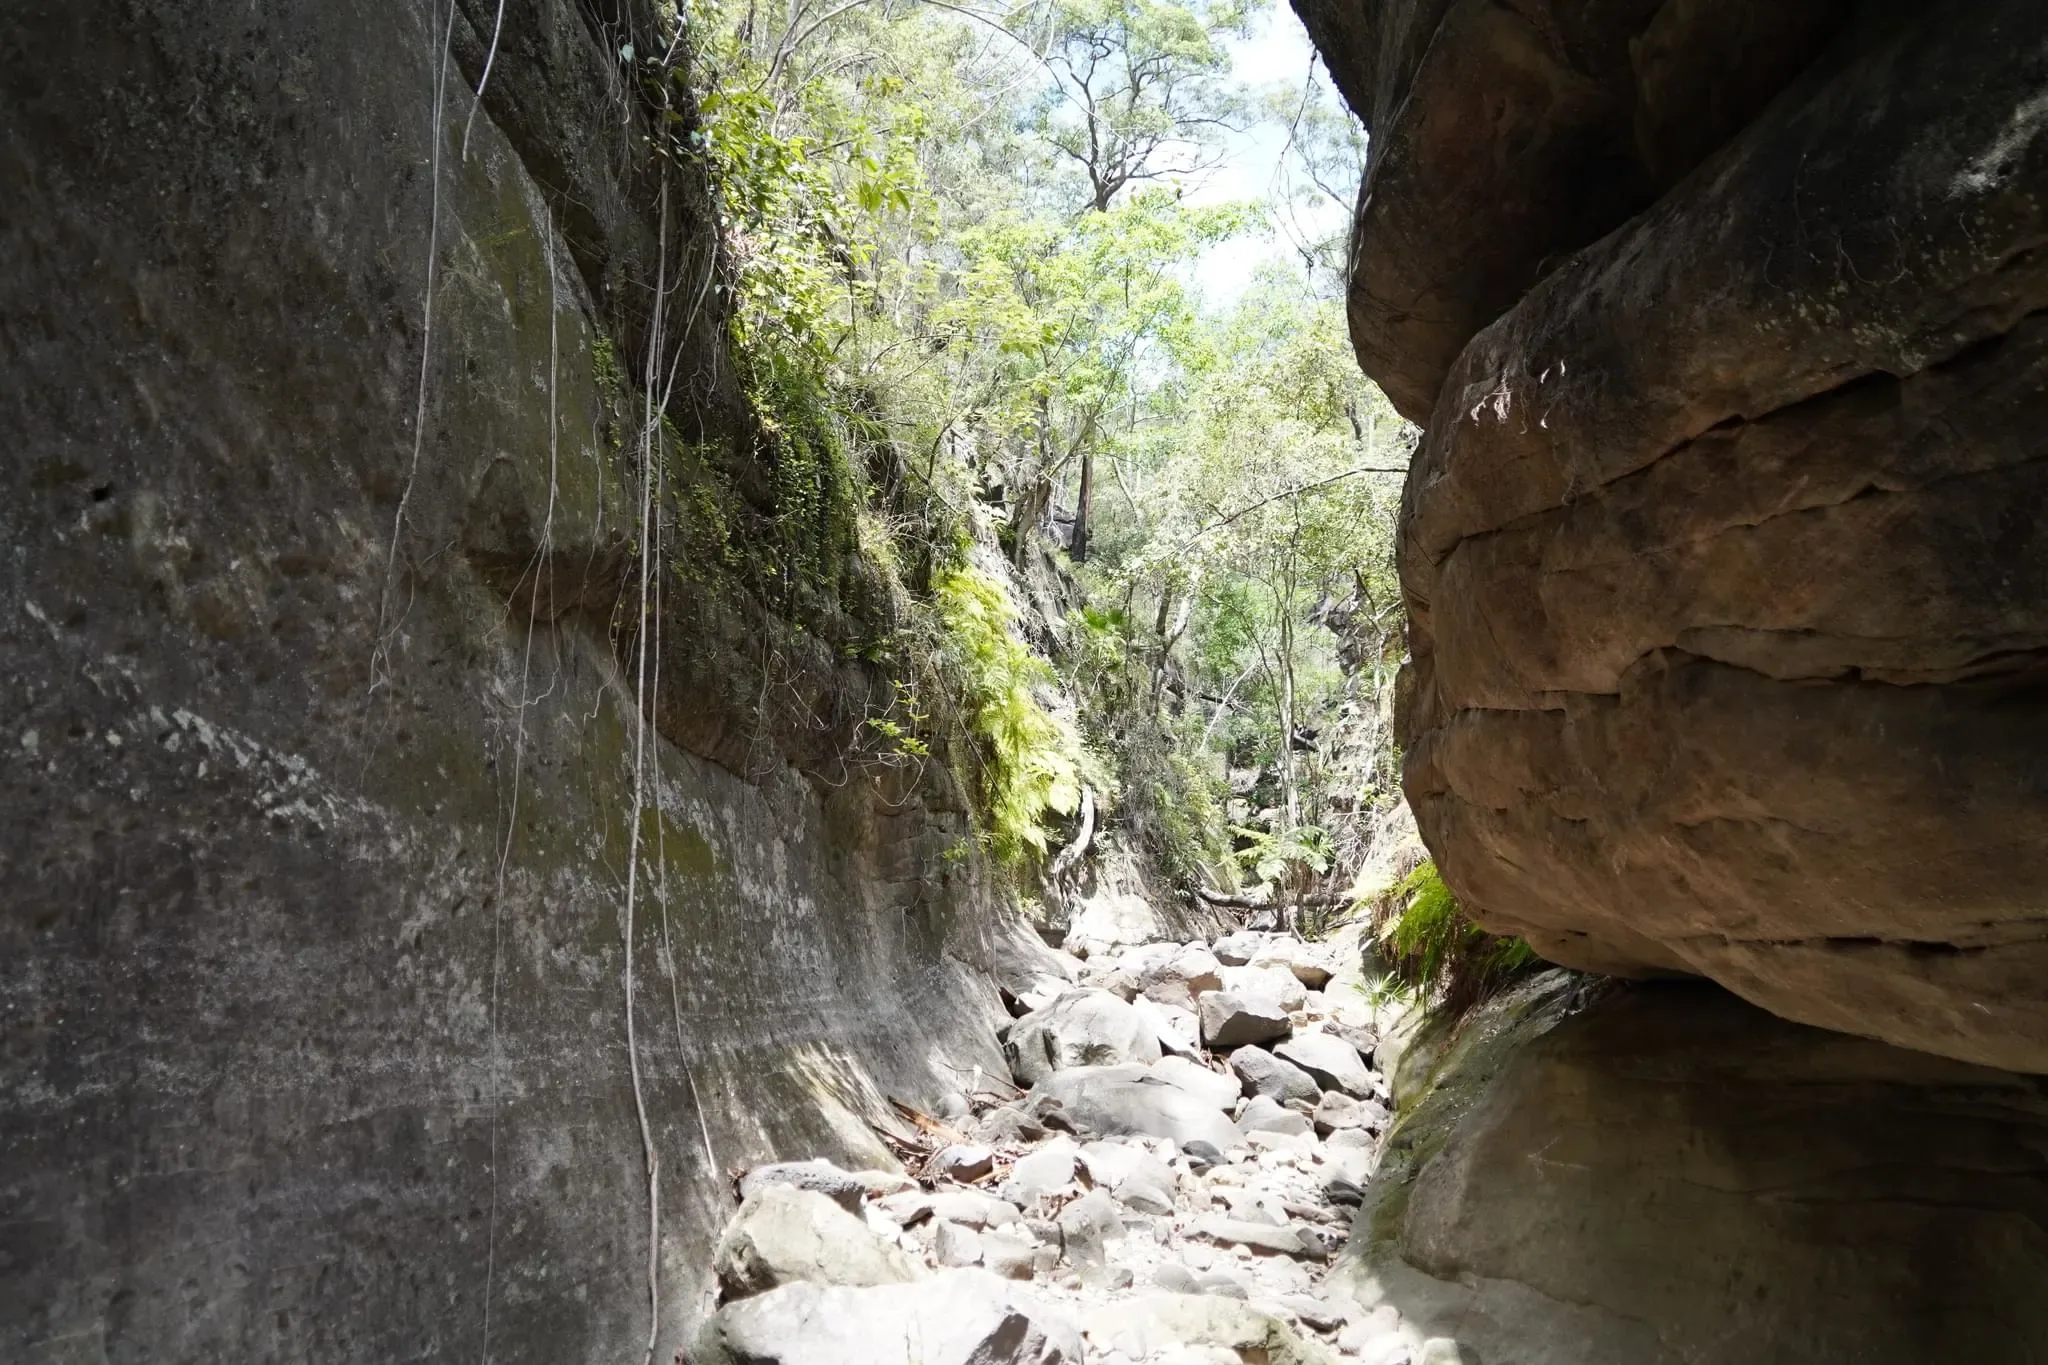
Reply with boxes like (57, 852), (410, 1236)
(1336, 972), (2048, 1365)
(1300, 0), (2048, 1069)
(0, 1), (1031, 1359)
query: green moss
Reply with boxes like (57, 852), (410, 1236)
(1359, 970), (1585, 1259)
(590, 334), (626, 403)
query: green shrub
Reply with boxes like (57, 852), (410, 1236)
(1374, 859), (1537, 1015)
(928, 562), (1093, 864)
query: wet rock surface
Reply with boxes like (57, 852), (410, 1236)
(1299, 0), (2048, 1070)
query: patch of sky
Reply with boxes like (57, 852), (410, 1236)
(1175, 5), (1359, 307)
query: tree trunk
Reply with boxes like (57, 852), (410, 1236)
(1277, 607), (1299, 833)
(1073, 446), (1094, 562)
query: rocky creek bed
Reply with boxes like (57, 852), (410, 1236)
(687, 925), (1457, 1365)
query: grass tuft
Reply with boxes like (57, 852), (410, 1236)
(1373, 859), (1538, 1016)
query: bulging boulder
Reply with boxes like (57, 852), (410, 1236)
(1132, 994), (1203, 1057)
(1299, 0), (2048, 1070)
(1002, 1139), (1080, 1204)
(1005, 989), (1164, 1088)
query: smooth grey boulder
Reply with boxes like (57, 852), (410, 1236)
(1200, 990), (1292, 1049)
(1330, 1023), (1381, 1062)
(1197, 1270), (1252, 1300)
(1312, 1090), (1370, 1135)
(1083, 1292), (1343, 1364)
(1248, 938), (1336, 990)
(1114, 1166), (1177, 1217)
(1237, 1095), (1314, 1138)
(1079, 964), (1141, 1002)
(1056, 1189), (1125, 1268)
(737, 1158), (870, 1213)
(1064, 890), (1163, 954)
(1033, 1064), (1246, 1153)
(1228, 1045), (1322, 1106)
(1218, 1187), (1290, 1227)
(1078, 1140), (1179, 1216)
(982, 1229), (1038, 1281)
(1345, 1331), (1416, 1365)
(973, 1104), (1049, 1145)
(1276, 1033), (1374, 1098)
(933, 1219), (983, 1268)
(1117, 942), (1181, 977)
(691, 1270), (1083, 1364)
(1220, 965), (1308, 1012)
(872, 1190), (935, 1227)
(1245, 1127), (1318, 1156)
(1074, 1139), (1145, 1188)
(1132, 993), (1203, 1056)
(1172, 944), (1226, 995)
(1003, 1139), (1079, 1204)
(1005, 989), (1163, 1087)
(1150, 1055), (1243, 1111)
(714, 1186), (921, 1299)
(1125, 943), (1227, 1008)
(1213, 931), (1270, 966)
(923, 1190), (1023, 1229)
(1192, 1216), (1321, 1259)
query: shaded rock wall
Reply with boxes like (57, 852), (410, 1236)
(0, 2), (1040, 1360)
(1299, 0), (2048, 1069)
(1338, 973), (2048, 1365)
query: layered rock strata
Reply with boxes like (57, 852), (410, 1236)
(1338, 974), (2048, 1365)
(1298, 0), (2048, 1069)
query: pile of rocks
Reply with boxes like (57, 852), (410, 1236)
(686, 927), (1469, 1365)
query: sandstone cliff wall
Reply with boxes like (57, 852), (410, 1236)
(1299, 0), (2048, 1070)
(1338, 974), (2048, 1365)
(0, 2), (1040, 1360)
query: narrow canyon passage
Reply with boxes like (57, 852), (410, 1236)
(3, 1), (2046, 1363)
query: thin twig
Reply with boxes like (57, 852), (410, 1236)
(1171, 464), (1405, 558)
